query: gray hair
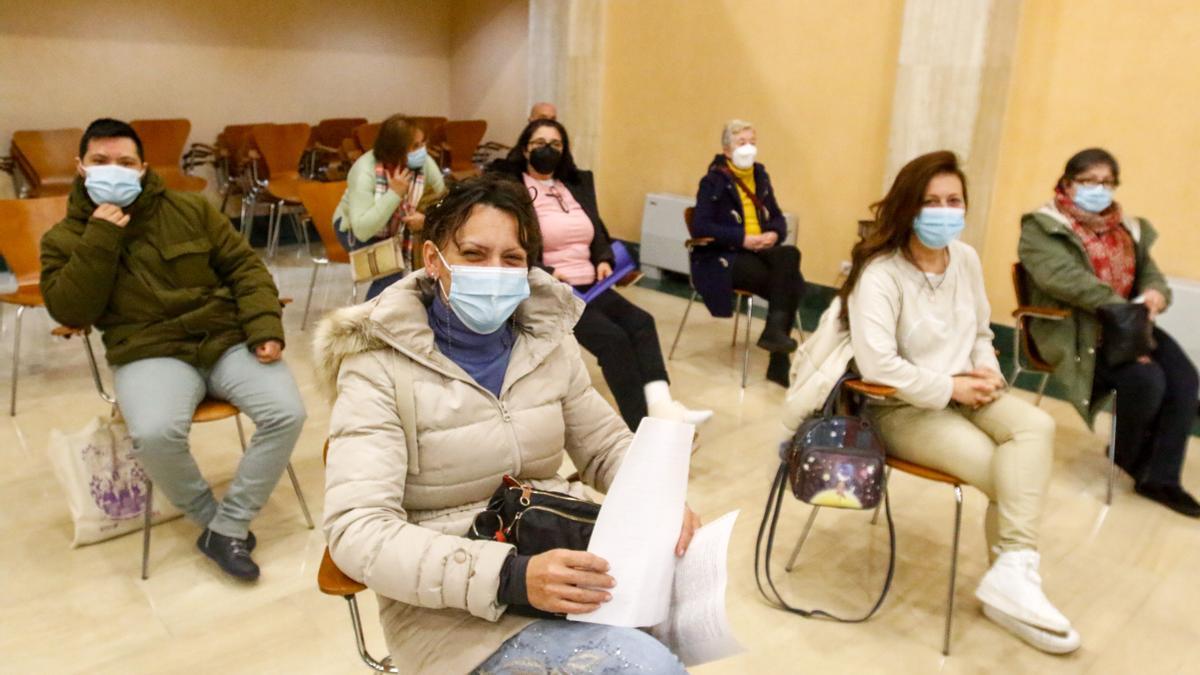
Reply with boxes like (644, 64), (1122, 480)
(721, 119), (754, 148)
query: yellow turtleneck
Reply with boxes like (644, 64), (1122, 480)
(728, 160), (761, 235)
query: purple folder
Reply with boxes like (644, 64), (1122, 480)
(574, 241), (637, 303)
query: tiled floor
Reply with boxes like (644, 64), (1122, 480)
(1, 246), (1197, 674)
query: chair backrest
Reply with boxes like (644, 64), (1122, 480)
(443, 120), (488, 171)
(409, 116), (448, 144)
(130, 119), (191, 168)
(311, 118), (369, 149)
(352, 123), (382, 153)
(297, 180), (350, 264)
(250, 123), (311, 180)
(11, 128), (82, 196)
(0, 195), (69, 287)
(1011, 262), (1053, 369)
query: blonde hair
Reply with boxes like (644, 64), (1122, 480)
(721, 119), (754, 148)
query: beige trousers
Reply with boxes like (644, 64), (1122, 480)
(869, 393), (1055, 553)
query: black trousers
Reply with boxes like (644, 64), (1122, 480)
(730, 245), (804, 318)
(573, 287), (669, 430)
(1092, 327), (1198, 485)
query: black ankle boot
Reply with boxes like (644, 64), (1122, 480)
(757, 311), (798, 353)
(197, 529), (261, 581)
(766, 353), (791, 387)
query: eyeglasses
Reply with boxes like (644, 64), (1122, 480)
(545, 185), (569, 213)
(1073, 176), (1118, 189)
(528, 139), (564, 151)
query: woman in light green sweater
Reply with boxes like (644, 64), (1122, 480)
(334, 114), (446, 299)
(840, 151), (1079, 655)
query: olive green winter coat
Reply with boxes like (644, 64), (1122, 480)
(1018, 202), (1172, 424)
(40, 170), (284, 368)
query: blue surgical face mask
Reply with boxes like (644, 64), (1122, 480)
(84, 164), (144, 208)
(912, 207), (966, 249)
(407, 146), (428, 171)
(1072, 183), (1113, 213)
(435, 248), (530, 335)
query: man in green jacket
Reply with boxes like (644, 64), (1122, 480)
(40, 119), (307, 581)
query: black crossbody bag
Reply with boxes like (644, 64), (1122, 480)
(466, 475), (599, 555)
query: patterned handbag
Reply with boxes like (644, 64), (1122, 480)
(754, 372), (895, 622)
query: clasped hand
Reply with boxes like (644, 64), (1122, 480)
(951, 368), (1006, 409)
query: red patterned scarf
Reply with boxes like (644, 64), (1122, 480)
(1053, 187), (1135, 298)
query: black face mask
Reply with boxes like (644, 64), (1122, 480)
(528, 146), (562, 175)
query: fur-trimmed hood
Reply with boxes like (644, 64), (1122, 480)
(312, 267), (583, 400)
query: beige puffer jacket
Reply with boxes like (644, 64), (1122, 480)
(315, 268), (632, 674)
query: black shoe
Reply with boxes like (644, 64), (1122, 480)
(246, 530), (256, 552)
(1134, 482), (1200, 518)
(757, 311), (798, 354)
(197, 529), (261, 580)
(766, 353), (791, 388)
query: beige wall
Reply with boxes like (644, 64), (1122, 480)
(0, 0), (453, 148)
(450, 0), (530, 146)
(982, 0), (1200, 322)
(593, 0), (905, 287)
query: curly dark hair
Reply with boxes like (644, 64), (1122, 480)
(423, 174), (543, 266)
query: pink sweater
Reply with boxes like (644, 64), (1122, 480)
(524, 173), (596, 285)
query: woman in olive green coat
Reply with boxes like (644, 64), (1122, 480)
(1018, 148), (1198, 517)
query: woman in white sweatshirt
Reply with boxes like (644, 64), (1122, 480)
(839, 151), (1079, 654)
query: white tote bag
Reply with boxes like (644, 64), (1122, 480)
(47, 415), (183, 547)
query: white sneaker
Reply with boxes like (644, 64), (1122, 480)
(648, 400), (712, 426)
(982, 604), (1081, 654)
(975, 550), (1072, 634)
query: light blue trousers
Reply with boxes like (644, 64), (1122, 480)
(473, 620), (687, 674)
(113, 344), (306, 539)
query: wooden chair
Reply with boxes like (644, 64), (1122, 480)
(130, 119), (206, 192)
(307, 118), (368, 179)
(0, 195), (69, 415)
(347, 123), (382, 164)
(57, 325), (314, 579)
(442, 120), (488, 180)
(248, 123), (313, 256)
(10, 129), (82, 198)
(783, 379), (965, 656)
(1010, 262), (1119, 504)
(668, 206), (800, 389)
(317, 439), (398, 672)
(296, 180), (356, 330)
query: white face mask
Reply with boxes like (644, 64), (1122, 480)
(730, 143), (757, 170)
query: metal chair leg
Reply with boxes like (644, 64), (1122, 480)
(286, 463), (315, 529)
(141, 479), (153, 580)
(731, 294), (743, 347)
(302, 260), (323, 331)
(9, 304), (24, 416)
(1106, 394), (1117, 506)
(668, 291), (698, 360)
(345, 595), (398, 673)
(1034, 372), (1050, 406)
(351, 282), (360, 305)
(943, 485), (964, 657)
(784, 505), (821, 572)
(741, 296), (753, 389)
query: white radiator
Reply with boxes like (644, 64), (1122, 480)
(1157, 277), (1200, 391)
(637, 192), (798, 279)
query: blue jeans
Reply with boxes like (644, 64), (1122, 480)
(472, 620), (686, 674)
(113, 344), (306, 538)
(333, 218), (403, 300)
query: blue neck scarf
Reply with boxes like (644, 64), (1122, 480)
(427, 291), (515, 398)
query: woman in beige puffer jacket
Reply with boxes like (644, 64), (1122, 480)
(315, 176), (688, 673)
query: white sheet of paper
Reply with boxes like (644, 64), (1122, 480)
(569, 417), (693, 627)
(650, 510), (746, 667)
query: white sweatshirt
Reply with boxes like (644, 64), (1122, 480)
(847, 240), (1001, 409)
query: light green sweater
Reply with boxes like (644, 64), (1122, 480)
(334, 150), (446, 241)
